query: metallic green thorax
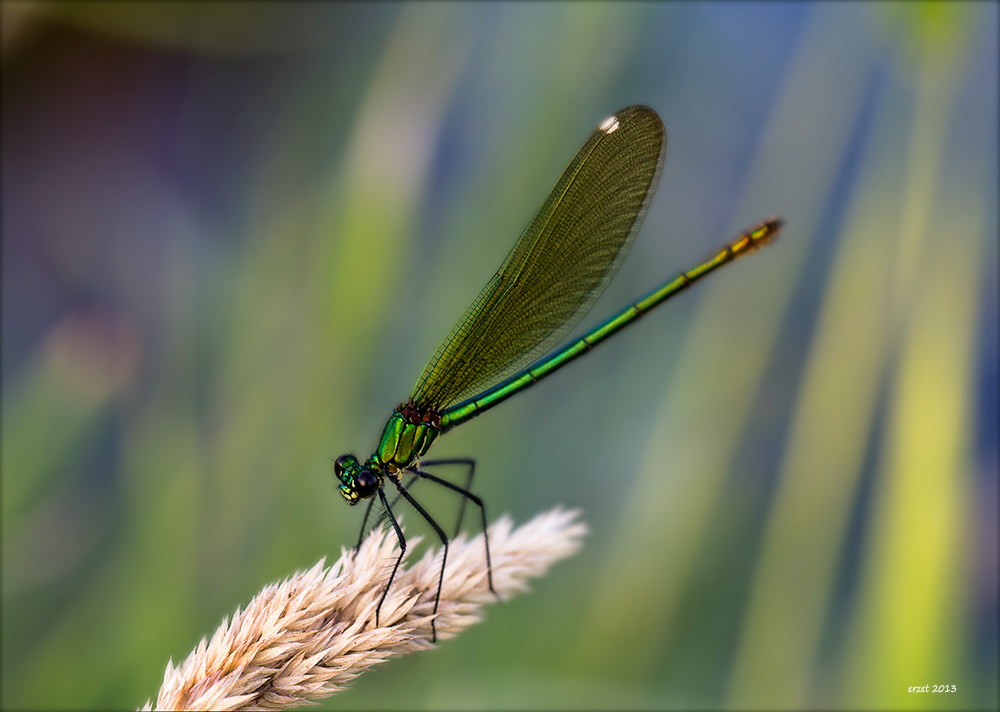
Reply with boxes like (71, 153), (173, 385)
(376, 405), (441, 469)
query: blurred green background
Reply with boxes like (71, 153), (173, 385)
(2, 2), (996, 710)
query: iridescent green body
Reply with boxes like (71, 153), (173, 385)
(332, 105), (781, 642)
(377, 409), (440, 468)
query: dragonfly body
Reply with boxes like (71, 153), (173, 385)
(333, 105), (781, 642)
(336, 213), (780, 503)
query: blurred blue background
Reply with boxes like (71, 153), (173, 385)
(2, 2), (997, 710)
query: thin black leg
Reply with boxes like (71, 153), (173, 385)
(364, 471), (418, 534)
(356, 496), (377, 550)
(419, 458), (476, 537)
(387, 474), (450, 643)
(410, 467), (496, 599)
(373, 486), (407, 630)
(387, 470), (419, 509)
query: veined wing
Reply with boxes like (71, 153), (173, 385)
(411, 105), (666, 410)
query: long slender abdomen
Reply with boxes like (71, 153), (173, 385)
(439, 218), (783, 431)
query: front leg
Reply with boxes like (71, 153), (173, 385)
(373, 486), (407, 629)
(355, 496), (377, 550)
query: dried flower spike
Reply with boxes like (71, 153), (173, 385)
(142, 507), (586, 711)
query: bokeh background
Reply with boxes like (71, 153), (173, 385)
(2, 2), (997, 710)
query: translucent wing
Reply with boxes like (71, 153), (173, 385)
(411, 105), (666, 410)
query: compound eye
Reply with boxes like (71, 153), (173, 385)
(334, 454), (356, 477)
(356, 470), (378, 498)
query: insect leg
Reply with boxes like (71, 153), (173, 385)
(410, 467), (497, 599)
(419, 458), (476, 537)
(356, 496), (377, 550)
(388, 475), (450, 643)
(374, 486), (406, 629)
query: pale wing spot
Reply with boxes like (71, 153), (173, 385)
(598, 116), (620, 134)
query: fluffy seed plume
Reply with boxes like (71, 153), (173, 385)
(141, 507), (586, 711)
